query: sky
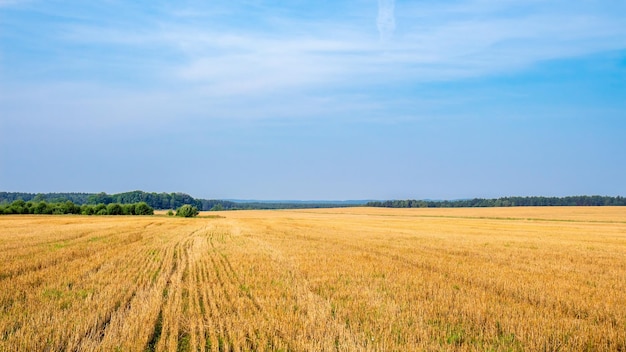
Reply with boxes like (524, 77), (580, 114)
(1, 0), (625, 200)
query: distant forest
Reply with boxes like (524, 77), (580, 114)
(2, 192), (624, 211)
(366, 196), (626, 208)
(0, 191), (360, 211)
(0, 200), (153, 216)
(0, 191), (204, 210)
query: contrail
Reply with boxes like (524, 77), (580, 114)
(377, 0), (396, 42)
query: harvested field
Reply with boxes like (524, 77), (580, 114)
(1, 207), (625, 351)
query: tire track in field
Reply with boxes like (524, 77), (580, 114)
(76, 231), (167, 349)
(179, 232), (215, 352)
(203, 229), (290, 351)
(186, 246), (207, 351)
(195, 253), (219, 350)
(183, 228), (234, 351)
(145, 236), (182, 352)
(155, 226), (219, 352)
(159, 234), (194, 351)
(212, 246), (261, 351)
(3, 226), (156, 351)
(207, 234), (238, 351)
(89, 226), (188, 351)
(203, 257), (230, 351)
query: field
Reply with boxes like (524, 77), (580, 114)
(1, 207), (625, 351)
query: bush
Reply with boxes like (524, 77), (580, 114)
(134, 202), (154, 215)
(106, 203), (123, 215)
(94, 204), (107, 215)
(34, 201), (51, 214)
(166, 210), (174, 216)
(62, 201), (80, 214)
(176, 204), (199, 218)
(81, 205), (95, 215)
(122, 204), (135, 215)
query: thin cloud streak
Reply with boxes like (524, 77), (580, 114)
(377, 0), (395, 42)
(2, 0), (626, 121)
(59, 3), (625, 83)
(1, 1), (625, 198)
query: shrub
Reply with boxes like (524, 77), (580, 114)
(106, 203), (123, 215)
(176, 204), (199, 218)
(81, 205), (95, 215)
(62, 201), (80, 214)
(94, 204), (107, 214)
(34, 202), (51, 214)
(134, 202), (154, 215)
(122, 204), (135, 215)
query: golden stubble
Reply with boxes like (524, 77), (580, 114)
(0, 207), (625, 351)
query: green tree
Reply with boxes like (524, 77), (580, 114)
(51, 204), (65, 214)
(210, 204), (224, 211)
(62, 201), (80, 214)
(10, 200), (26, 214)
(134, 202), (154, 215)
(81, 205), (95, 215)
(106, 203), (123, 215)
(94, 204), (107, 215)
(34, 201), (50, 214)
(122, 204), (136, 215)
(176, 204), (199, 218)
(88, 192), (113, 205)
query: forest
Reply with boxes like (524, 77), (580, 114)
(366, 195), (626, 208)
(0, 191), (361, 211)
(0, 191), (207, 210)
(0, 200), (154, 216)
(2, 192), (624, 211)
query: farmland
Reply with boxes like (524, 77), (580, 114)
(1, 207), (625, 351)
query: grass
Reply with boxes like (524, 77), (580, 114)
(0, 207), (625, 350)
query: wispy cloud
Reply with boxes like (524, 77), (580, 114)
(377, 0), (395, 42)
(2, 0), (626, 122)
(2, 0), (625, 198)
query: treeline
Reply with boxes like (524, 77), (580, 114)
(0, 191), (202, 210)
(87, 191), (203, 210)
(85, 193), (361, 211)
(366, 196), (626, 208)
(0, 192), (92, 204)
(199, 199), (240, 211)
(0, 200), (154, 216)
(0, 191), (363, 211)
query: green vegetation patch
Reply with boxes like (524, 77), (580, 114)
(0, 200), (154, 216)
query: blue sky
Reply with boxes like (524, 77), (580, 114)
(1, 0), (625, 200)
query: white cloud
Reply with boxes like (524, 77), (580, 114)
(47, 1), (626, 86)
(166, 1), (626, 89)
(3, 0), (626, 124)
(377, 0), (395, 42)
